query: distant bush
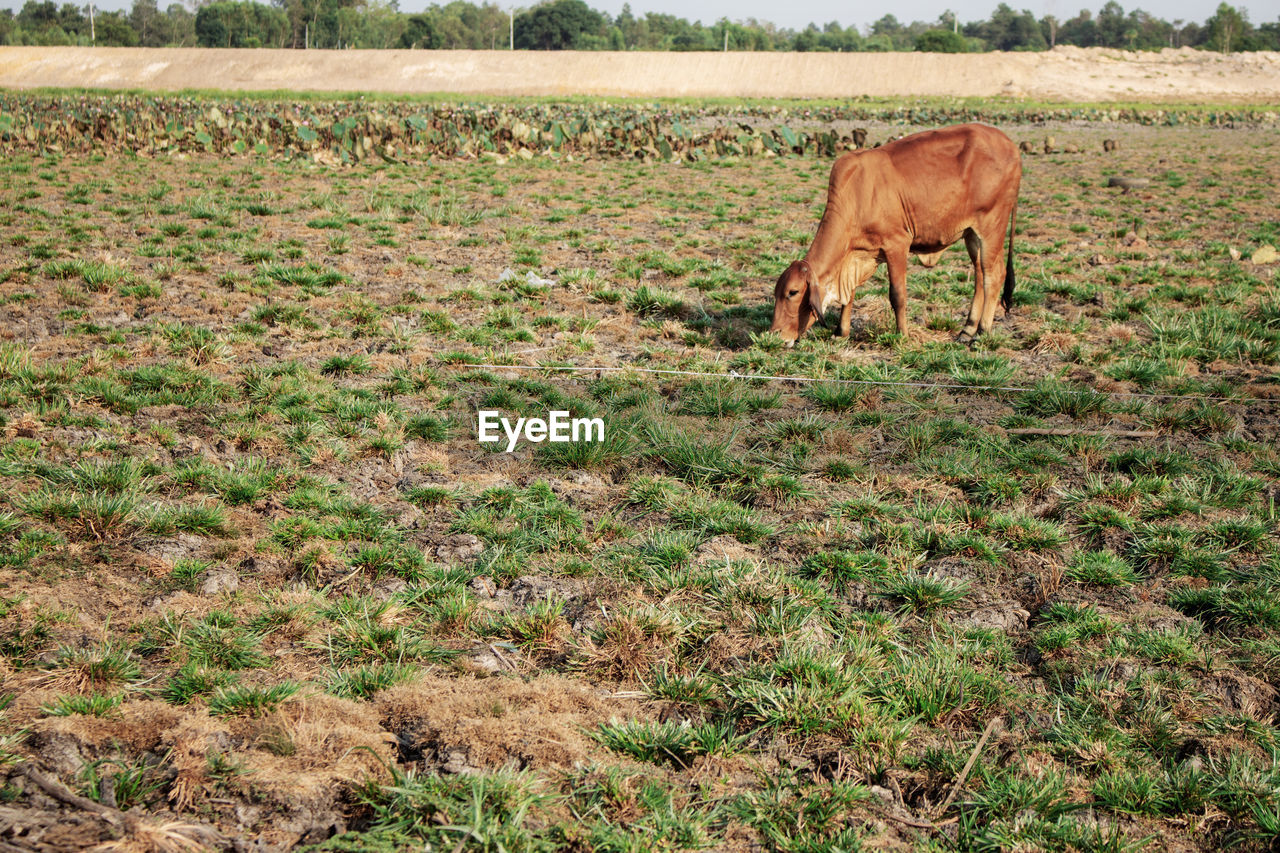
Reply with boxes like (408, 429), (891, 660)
(915, 29), (969, 52)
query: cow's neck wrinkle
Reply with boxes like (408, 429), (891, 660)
(805, 205), (852, 284)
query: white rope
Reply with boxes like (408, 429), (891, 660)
(441, 361), (1275, 405)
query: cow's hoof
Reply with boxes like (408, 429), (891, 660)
(954, 331), (974, 345)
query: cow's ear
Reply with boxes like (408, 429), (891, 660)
(807, 271), (824, 321)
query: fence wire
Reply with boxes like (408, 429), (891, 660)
(444, 361), (1279, 406)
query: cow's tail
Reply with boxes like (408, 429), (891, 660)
(1001, 201), (1017, 313)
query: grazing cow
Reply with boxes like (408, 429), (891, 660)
(770, 123), (1021, 346)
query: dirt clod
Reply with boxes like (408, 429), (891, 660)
(958, 603), (1031, 634)
(435, 533), (484, 562)
(693, 535), (760, 565)
(200, 569), (240, 595)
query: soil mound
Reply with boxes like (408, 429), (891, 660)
(1, 45), (1277, 102)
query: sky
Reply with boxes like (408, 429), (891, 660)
(583, 0), (1264, 31)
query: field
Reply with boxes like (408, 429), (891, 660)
(0, 105), (1278, 852)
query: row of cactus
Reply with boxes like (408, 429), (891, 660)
(1, 95), (1275, 163)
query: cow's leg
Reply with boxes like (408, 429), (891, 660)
(885, 248), (910, 335)
(958, 230), (985, 343)
(977, 221), (1010, 334)
(838, 301), (854, 337)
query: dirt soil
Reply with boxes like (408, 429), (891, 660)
(1, 44), (1279, 102)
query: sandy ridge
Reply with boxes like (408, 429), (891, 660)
(0, 44), (1278, 102)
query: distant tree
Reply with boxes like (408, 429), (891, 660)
(736, 17), (775, 50)
(515, 0), (603, 49)
(669, 22), (709, 50)
(1258, 18), (1279, 50)
(613, 1), (636, 46)
(273, 0), (359, 49)
(632, 12), (683, 49)
(16, 0), (57, 29)
(12, 0), (79, 41)
(336, 0), (403, 48)
(57, 1), (83, 34)
(163, 3), (196, 45)
(816, 19), (860, 50)
(983, 3), (1046, 50)
(130, 0), (163, 45)
(1057, 8), (1097, 45)
(710, 17), (753, 50)
(1040, 13), (1058, 47)
(1124, 8), (1171, 49)
(427, 1), (506, 49)
(1179, 20), (1204, 46)
(273, 0), (302, 47)
(0, 0), (1260, 53)
(792, 23), (819, 51)
(1096, 0), (1126, 46)
(915, 28), (967, 51)
(399, 11), (437, 47)
(870, 13), (902, 36)
(95, 10), (139, 43)
(194, 4), (227, 45)
(1202, 2), (1247, 52)
(869, 14), (915, 49)
(195, 0), (288, 46)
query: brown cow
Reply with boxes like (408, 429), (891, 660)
(770, 123), (1021, 346)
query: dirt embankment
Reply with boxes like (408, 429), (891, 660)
(0, 44), (1278, 102)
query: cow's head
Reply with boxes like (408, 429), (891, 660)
(770, 260), (825, 346)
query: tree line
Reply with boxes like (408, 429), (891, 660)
(1, 0), (1275, 54)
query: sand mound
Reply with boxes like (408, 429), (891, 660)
(0, 45), (1277, 102)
